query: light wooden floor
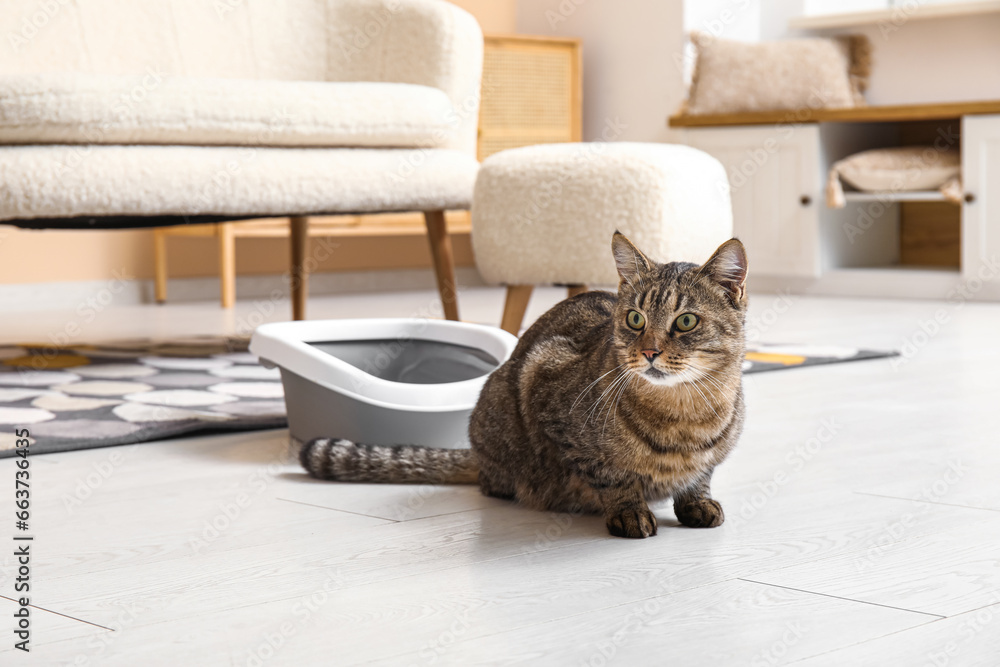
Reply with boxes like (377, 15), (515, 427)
(2, 287), (1000, 665)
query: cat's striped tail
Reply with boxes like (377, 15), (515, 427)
(299, 439), (479, 484)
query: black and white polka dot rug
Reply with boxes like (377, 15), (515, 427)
(0, 337), (285, 456)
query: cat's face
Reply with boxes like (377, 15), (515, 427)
(611, 234), (748, 388)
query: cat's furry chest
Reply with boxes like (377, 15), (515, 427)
(587, 386), (739, 484)
(621, 385), (739, 449)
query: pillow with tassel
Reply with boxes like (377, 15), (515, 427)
(826, 146), (962, 208)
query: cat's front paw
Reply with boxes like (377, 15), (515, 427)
(675, 498), (725, 528)
(606, 506), (658, 538)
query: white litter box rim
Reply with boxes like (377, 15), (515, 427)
(249, 318), (517, 411)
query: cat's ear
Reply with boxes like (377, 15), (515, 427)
(700, 239), (748, 305)
(612, 231), (651, 286)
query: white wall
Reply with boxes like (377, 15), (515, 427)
(515, 0), (686, 144)
(807, 14), (1000, 106)
(762, 0), (1000, 105)
(758, 0), (805, 40)
(684, 0), (760, 41)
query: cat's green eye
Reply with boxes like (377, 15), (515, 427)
(626, 310), (645, 330)
(674, 313), (699, 332)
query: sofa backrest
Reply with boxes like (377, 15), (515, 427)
(1, 0), (483, 154)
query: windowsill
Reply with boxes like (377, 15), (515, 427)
(788, 0), (1000, 30)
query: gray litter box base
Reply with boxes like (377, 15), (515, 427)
(280, 369), (473, 449)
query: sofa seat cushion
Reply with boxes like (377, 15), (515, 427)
(0, 146), (478, 222)
(0, 74), (457, 149)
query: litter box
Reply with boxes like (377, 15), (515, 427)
(249, 318), (518, 448)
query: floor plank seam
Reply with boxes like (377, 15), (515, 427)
(0, 594), (115, 632)
(939, 598), (1000, 618)
(363, 505), (492, 527)
(274, 497), (400, 522)
(785, 617), (949, 665)
(736, 578), (945, 619)
(393, 506), (505, 522)
(852, 491), (1000, 514)
(733, 546), (869, 579)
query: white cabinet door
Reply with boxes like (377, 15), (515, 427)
(962, 115), (1000, 286)
(683, 125), (821, 278)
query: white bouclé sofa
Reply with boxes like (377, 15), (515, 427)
(0, 0), (484, 320)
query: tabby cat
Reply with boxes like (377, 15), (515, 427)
(301, 233), (748, 538)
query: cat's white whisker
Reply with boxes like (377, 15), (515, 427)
(604, 370), (633, 411)
(601, 373), (622, 428)
(679, 378), (697, 414)
(688, 376), (722, 421)
(692, 367), (730, 393)
(697, 377), (728, 397)
(585, 368), (630, 425)
(695, 364), (736, 393)
(571, 363), (627, 412)
(606, 372), (633, 436)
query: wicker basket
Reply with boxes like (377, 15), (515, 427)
(479, 35), (582, 161)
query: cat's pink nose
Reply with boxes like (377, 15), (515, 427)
(641, 349), (660, 362)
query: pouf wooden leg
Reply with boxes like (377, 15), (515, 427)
(567, 284), (587, 298)
(501, 285), (533, 335)
(424, 210), (460, 321)
(290, 215), (309, 321)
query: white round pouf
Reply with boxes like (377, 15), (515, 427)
(471, 142), (733, 287)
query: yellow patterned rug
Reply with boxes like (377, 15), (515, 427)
(0, 339), (894, 457)
(742, 344), (895, 372)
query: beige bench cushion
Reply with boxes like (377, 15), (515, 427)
(0, 74), (457, 149)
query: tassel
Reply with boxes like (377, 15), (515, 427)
(846, 34), (872, 94)
(940, 176), (963, 205)
(827, 166), (846, 209)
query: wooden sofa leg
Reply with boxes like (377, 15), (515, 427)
(218, 223), (236, 309)
(153, 229), (168, 304)
(501, 285), (533, 335)
(290, 216), (309, 321)
(567, 284), (587, 298)
(423, 210), (459, 321)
